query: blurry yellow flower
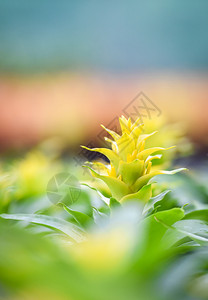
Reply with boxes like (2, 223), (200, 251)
(144, 116), (192, 168)
(70, 228), (131, 272)
(13, 151), (59, 199)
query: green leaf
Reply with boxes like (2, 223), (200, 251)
(177, 240), (201, 252)
(133, 173), (156, 191)
(0, 213), (85, 242)
(133, 208), (185, 274)
(163, 219), (208, 247)
(140, 208), (185, 247)
(62, 204), (93, 228)
(80, 184), (111, 216)
(133, 168), (186, 191)
(63, 188), (94, 218)
(118, 159), (144, 186)
(81, 181), (112, 198)
(109, 197), (121, 209)
(174, 220), (208, 244)
(183, 209), (208, 222)
(121, 184), (152, 203)
(143, 190), (171, 215)
(85, 166), (130, 201)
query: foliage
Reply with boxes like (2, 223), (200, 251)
(0, 116), (207, 300)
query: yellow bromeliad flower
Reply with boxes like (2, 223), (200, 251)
(82, 116), (186, 202)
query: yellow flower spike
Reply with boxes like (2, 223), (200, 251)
(131, 149), (138, 161)
(136, 131), (158, 149)
(127, 153), (132, 163)
(119, 116), (131, 134)
(100, 124), (120, 141)
(127, 149), (137, 163)
(107, 165), (116, 178)
(104, 136), (113, 144)
(130, 124), (144, 144)
(82, 116), (186, 202)
(146, 161), (152, 174)
(117, 174), (122, 181)
(81, 146), (120, 171)
(131, 116), (142, 130)
(138, 146), (175, 161)
(138, 140), (145, 153)
(127, 117), (132, 128)
(116, 133), (135, 161)
(104, 137), (119, 154)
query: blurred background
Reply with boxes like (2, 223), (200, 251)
(1, 3), (208, 300)
(0, 0), (208, 156)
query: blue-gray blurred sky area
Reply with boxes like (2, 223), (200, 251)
(0, 0), (208, 73)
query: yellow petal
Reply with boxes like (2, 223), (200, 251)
(131, 116), (142, 130)
(130, 124), (145, 144)
(145, 154), (162, 165)
(87, 161), (108, 175)
(133, 167), (187, 191)
(116, 133), (135, 161)
(136, 131), (158, 148)
(107, 165), (117, 177)
(81, 146), (120, 170)
(119, 116), (131, 134)
(100, 124), (120, 141)
(138, 146), (175, 161)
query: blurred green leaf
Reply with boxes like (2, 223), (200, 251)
(121, 184), (152, 203)
(133, 208), (185, 274)
(163, 219), (208, 247)
(109, 197), (121, 209)
(0, 213), (85, 242)
(62, 204), (93, 228)
(143, 190), (171, 215)
(183, 209), (208, 222)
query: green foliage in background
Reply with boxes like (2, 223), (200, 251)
(0, 116), (207, 300)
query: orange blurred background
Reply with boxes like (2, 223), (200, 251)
(0, 73), (207, 152)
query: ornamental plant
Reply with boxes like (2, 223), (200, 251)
(82, 115), (185, 203)
(0, 115), (208, 300)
